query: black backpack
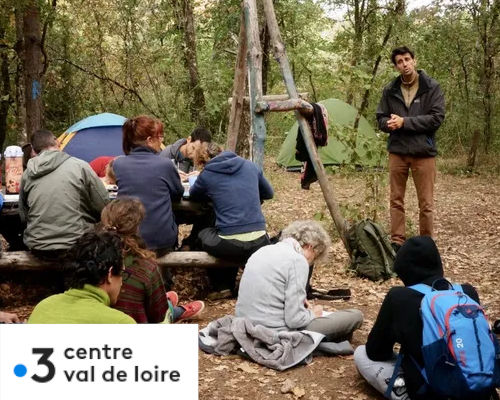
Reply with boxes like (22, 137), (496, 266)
(347, 219), (395, 281)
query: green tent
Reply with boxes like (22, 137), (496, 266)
(276, 98), (384, 168)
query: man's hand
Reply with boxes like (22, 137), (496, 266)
(0, 311), (20, 324)
(187, 170), (200, 177)
(387, 114), (404, 131)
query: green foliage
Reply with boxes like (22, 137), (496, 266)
(0, 0), (498, 170)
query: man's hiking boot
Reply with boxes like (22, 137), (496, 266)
(178, 301), (205, 321)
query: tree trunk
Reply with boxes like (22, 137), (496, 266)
(261, 22), (270, 95)
(482, 49), (494, 153)
(471, 0), (500, 153)
(174, 0), (207, 125)
(0, 23), (11, 151)
(14, 7), (27, 144)
(354, 0), (404, 130)
(226, 13), (248, 153)
(346, 0), (364, 105)
(467, 129), (481, 169)
(23, 2), (43, 141)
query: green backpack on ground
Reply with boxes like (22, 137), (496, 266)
(347, 219), (396, 281)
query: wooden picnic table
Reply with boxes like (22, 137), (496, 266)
(0, 189), (212, 249)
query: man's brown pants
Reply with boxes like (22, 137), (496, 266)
(389, 153), (436, 245)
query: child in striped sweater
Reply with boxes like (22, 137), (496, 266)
(100, 197), (204, 323)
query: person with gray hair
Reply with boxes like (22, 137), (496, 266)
(236, 220), (363, 341)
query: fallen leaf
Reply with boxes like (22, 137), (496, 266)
(281, 378), (295, 394)
(292, 386), (305, 398)
(236, 362), (259, 374)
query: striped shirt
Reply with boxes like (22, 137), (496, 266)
(114, 256), (168, 323)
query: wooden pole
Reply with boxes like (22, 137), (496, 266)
(262, 0), (349, 251)
(255, 99), (313, 114)
(243, 0), (266, 167)
(226, 8), (248, 152)
(228, 92), (309, 104)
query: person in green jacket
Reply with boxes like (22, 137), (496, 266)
(19, 129), (109, 260)
(28, 231), (135, 324)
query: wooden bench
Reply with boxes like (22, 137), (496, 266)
(0, 251), (242, 271)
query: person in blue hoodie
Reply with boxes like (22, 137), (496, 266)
(189, 142), (274, 298)
(113, 115), (184, 260)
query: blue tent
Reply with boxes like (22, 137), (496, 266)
(58, 113), (126, 162)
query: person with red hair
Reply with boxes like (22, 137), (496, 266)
(112, 116), (184, 268)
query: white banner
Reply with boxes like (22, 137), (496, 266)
(0, 324), (198, 400)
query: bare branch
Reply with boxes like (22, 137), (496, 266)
(40, 0), (57, 76)
(51, 53), (165, 121)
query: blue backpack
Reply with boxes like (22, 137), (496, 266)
(408, 280), (500, 398)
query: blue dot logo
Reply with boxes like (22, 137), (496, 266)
(14, 364), (27, 377)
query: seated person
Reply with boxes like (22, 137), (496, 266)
(160, 126), (212, 180)
(113, 115), (184, 259)
(28, 231), (135, 324)
(0, 311), (20, 323)
(189, 143), (274, 298)
(354, 236), (496, 400)
(19, 129), (109, 260)
(89, 155), (115, 178)
(100, 198), (205, 323)
(236, 220), (363, 341)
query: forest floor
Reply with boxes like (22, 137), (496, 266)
(1, 159), (499, 400)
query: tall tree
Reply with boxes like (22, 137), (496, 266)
(23, 1), (44, 140)
(354, 0), (405, 129)
(173, 0), (207, 125)
(14, 6), (27, 143)
(467, 0), (500, 152)
(0, 21), (11, 151)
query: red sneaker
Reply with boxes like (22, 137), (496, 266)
(166, 291), (179, 307)
(178, 301), (205, 321)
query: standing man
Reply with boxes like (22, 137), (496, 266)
(377, 46), (445, 251)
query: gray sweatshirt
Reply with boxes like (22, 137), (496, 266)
(19, 149), (109, 250)
(235, 239), (314, 330)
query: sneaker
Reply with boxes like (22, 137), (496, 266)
(207, 289), (232, 301)
(178, 301), (205, 321)
(166, 291), (179, 307)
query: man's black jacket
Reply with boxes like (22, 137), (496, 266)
(376, 70), (445, 157)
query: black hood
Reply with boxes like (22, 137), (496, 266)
(394, 236), (443, 286)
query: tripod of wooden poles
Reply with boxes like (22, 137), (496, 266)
(225, 0), (350, 253)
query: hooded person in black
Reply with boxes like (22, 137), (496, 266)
(353, 236), (491, 400)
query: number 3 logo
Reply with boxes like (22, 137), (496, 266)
(31, 348), (56, 383)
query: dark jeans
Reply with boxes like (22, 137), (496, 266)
(155, 247), (175, 290)
(176, 208), (215, 249)
(0, 213), (27, 251)
(31, 248), (71, 291)
(198, 227), (270, 292)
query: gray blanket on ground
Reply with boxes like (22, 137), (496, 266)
(198, 315), (325, 371)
